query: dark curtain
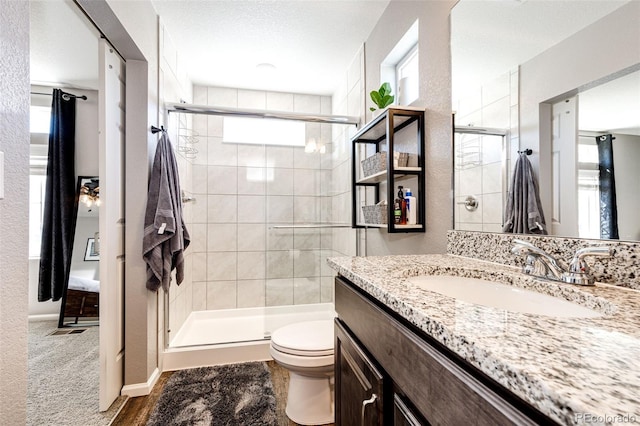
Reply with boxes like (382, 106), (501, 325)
(596, 134), (619, 240)
(38, 89), (78, 302)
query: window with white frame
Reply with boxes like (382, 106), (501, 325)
(396, 44), (419, 105)
(29, 105), (50, 258)
(380, 20), (419, 107)
(29, 175), (47, 258)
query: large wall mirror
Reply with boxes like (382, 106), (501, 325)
(451, 0), (640, 242)
(59, 177), (100, 327)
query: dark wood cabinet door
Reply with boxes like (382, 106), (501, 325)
(393, 393), (428, 426)
(335, 319), (384, 426)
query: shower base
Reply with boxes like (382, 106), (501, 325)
(163, 303), (335, 371)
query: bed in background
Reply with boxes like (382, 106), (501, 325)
(61, 275), (100, 325)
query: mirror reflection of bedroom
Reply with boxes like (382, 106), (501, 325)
(63, 176), (100, 327)
(28, 1), (115, 424)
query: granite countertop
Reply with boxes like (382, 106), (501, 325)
(327, 254), (640, 426)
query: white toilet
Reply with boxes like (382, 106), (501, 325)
(269, 319), (335, 425)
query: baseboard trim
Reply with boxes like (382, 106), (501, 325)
(28, 314), (59, 322)
(121, 367), (160, 397)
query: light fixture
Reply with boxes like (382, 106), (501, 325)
(304, 138), (327, 154)
(80, 179), (101, 208)
(256, 62), (277, 73)
(304, 138), (317, 153)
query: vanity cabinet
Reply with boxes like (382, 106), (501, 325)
(335, 321), (384, 425)
(334, 276), (554, 426)
(351, 107), (425, 233)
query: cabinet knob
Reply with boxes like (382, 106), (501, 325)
(361, 393), (378, 426)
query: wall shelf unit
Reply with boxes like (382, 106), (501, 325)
(351, 106), (425, 233)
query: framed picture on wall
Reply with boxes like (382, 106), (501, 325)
(84, 238), (99, 261)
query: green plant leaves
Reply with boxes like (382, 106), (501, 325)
(370, 82), (395, 110)
(379, 82), (392, 97)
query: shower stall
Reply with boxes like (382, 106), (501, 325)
(162, 98), (358, 368)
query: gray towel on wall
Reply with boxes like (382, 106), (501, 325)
(143, 132), (190, 291)
(503, 153), (547, 235)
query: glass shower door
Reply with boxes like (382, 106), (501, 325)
(453, 128), (507, 233)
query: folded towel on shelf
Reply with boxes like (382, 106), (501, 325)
(503, 152), (547, 235)
(143, 132), (190, 291)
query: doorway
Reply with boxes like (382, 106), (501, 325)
(28, 0), (126, 421)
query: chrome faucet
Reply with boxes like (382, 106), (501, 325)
(512, 239), (612, 286)
(564, 245), (613, 285)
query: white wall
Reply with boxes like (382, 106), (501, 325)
(519, 1), (640, 222)
(0, 1), (30, 423)
(364, 0), (457, 256)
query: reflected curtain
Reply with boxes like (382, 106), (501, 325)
(38, 89), (78, 302)
(596, 134), (619, 240)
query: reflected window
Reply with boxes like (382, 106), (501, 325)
(577, 138), (600, 238)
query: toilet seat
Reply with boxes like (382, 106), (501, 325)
(270, 320), (334, 357)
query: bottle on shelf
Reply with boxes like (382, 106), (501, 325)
(405, 188), (417, 225)
(395, 186), (407, 225)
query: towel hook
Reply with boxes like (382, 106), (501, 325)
(151, 125), (165, 134)
(518, 148), (532, 156)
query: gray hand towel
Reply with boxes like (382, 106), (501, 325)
(143, 132), (190, 291)
(503, 153), (547, 235)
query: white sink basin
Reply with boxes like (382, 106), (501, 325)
(407, 275), (602, 318)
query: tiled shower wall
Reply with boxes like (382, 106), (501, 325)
(332, 46), (364, 258)
(168, 85), (357, 333)
(453, 69), (520, 232)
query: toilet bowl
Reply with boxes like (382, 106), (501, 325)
(269, 319), (335, 425)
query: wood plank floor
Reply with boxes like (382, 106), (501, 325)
(112, 361), (334, 426)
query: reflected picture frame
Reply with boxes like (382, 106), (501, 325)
(84, 237), (99, 261)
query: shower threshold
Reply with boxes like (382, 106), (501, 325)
(169, 303), (336, 348)
(164, 303), (335, 371)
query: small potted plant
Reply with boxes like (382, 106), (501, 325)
(369, 82), (394, 114)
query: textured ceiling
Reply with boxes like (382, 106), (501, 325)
(29, 0), (638, 134)
(150, 0), (390, 95)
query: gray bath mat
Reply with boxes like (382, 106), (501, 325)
(146, 362), (277, 426)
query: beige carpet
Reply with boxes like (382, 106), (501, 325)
(27, 320), (126, 426)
